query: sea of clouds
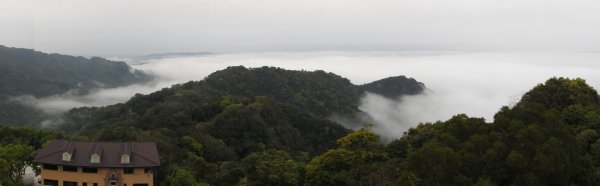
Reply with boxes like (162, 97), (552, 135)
(24, 51), (600, 139)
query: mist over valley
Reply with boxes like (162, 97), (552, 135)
(14, 51), (600, 140)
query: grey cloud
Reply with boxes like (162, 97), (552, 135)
(0, 0), (599, 56)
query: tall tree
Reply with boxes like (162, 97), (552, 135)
(0, 144), (34, 186)
(305, 129), (388, 186)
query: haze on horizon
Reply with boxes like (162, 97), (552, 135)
(1, 0), (600, 57)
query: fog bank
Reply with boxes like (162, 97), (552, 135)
(24, 51), (600, 139)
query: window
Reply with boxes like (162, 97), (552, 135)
(43, 164), (58, 170)
(91, 153), (100, 163)
(82, 167), (98, 173)
(93, 184), (98, 186)
(144, 168), (152, 174)
(43, 179), (58, 186)
(63, 165), (78, 172)
(63, 181), (78, 186)
(62, 152), (72, 162)
(83, 183), (87, 186)
(124, 167), (134, 174)
(121, 154), (130, 164)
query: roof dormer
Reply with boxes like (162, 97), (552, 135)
(121, 154), (130, 164)
(62, 152), (72, 162)
(91, 153), (101, 163)
(62, 142), (75, 162)
(121, 143), (132, 164)
(91, 143), (103, 163)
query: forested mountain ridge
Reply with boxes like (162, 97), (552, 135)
(0, 45), (151, 97)
(62, 66), (361, 157)
(0, 45), (152, 126)
(62, 66), (426, 135)
(53, 66), (424, 185)
(368, 77), (600, 185)
(361, 75), (425, 98)
(61, 66), (425, 155)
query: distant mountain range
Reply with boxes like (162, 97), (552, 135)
(134, 52), (213, 61)
(0, 45), (152, 126)
(361, 75), (425, 98)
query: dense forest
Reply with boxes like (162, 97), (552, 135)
(0, 45), (152, 126)
(0, 65), (425, 185)
(361, 75), (425, 98)
(2, 63), (600, 185)
(54, 66), (426, 185)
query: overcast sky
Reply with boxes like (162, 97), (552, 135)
(1, 0), (599, 56)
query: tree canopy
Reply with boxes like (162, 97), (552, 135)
(361, 75), (425, 98)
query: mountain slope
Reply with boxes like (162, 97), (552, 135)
(59, 66), (425, 184)
(361, 75), (425, 98)
(63, 66), (364, 152)
(0, 45), (151, 97)
(0, 45), (152, 126)
(374, 77), (600, 185)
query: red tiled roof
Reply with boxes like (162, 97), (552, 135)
(34, 140), (160, 167)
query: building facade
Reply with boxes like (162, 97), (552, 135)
(35, 140), (160, 186)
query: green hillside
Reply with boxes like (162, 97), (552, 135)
(0, 45), (152, 126)
(361, 75), (425, 98)
(367, 77), (600, 185)
(51, 66), (423, 185)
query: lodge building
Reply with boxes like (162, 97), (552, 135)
(34, 140), (160, 186)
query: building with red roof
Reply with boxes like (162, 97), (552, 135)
(34, 140), (160, 186)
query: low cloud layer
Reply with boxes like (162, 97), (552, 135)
(21, 51), (600, 139)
